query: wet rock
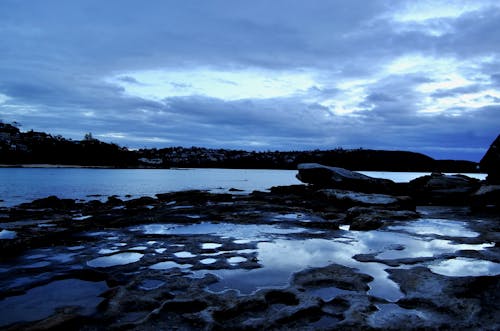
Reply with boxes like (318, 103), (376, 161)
(480, 134), (500, 184)
(292, 264), (373, 292)
(389, 267), (500, 330)
(317, 189), (414, 210)
(470, 184), (500, 211)
(106, 196), (123, 206)
(124, 196), (157, 209)
(346, 206), (419, 231)
(269, 184), (310, 196)
(21, 307), (87, 331)
(264, 290), (300, 306)
(408, 173), (480, 205)
(19, 196), (77, 210)
(296, 163), (396, 193)
(156, 190), (233, 204)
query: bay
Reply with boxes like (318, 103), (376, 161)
(0, 168), (486, 207)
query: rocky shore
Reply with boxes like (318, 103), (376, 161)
(0, 135), (499, 330)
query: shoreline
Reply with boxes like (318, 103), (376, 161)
(0, 164), (115, 169)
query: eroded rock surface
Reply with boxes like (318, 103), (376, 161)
(0, 187), (499, 330)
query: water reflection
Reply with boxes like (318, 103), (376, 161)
(137, 222), (306, 240)
(0, 279), (108, 327)
(429, 257), (500, 277)
(388, 219), (480, 238)
(150, 261), (192, 270)
(136, 219), (495, 302)
(87, 252), (143, 268)
(0, 229), (16, 239)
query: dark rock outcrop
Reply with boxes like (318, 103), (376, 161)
(19, 195), (77, 210)
(480, 134), (500, 184)
(316, 189), (414, 210)
(346, 206), (419, 231)
(408, 173), (480, 205)
(470, 184), (500, 211)
(296, 163), (396, 193)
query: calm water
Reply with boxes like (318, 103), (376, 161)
(0, 168), (486, 207)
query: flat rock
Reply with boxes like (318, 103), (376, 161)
(388, 267), (500, 330)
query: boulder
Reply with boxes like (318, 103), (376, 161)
(480, 134), (500, 184)
(408, 173), (480, 205)
(125, 196), (157, 209)
(296, 163), (396, 193)
(106, 196), (124, 206)
(19, 195), (77, 210)
(470, 185), (500, 211)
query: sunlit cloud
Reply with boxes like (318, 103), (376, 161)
(107, 68), (317, 101)
(420, 89), (500, 114)
(0, 93), (9, 104)
(391, 0), (498, 22)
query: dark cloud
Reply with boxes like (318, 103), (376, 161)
(431, 85), (485, 98)
(117, 76), (143, 85)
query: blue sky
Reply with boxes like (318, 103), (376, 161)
(1, 0), (500, 161)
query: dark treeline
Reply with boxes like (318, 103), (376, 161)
(0, 122), (479, 172)
(0, 123), (137, 167)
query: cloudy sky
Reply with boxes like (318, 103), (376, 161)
(1, 0), (500, 161)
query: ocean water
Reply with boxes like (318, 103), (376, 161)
(0, 168), (486, 207)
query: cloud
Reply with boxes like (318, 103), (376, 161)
(0, 0), (499, 161)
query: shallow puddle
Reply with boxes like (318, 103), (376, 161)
(136, 222), (306, 240)
(190, 222), (496, 301)
(0, 229), (16, 239)
(389, 219), (480, 238)
(87, 252), (143, 268)
(0, 279), (108, 327)
(228, 256), (247, 265)
(202, 243), (222, 249)
(150, 261), (192, 270)
(429, 257), (500, 277)
(174, 251), (196, 258)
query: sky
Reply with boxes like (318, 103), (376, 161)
(1, 1), (500, 161)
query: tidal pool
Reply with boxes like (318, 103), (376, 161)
(150, 261), (192, 270)
(174, 251), (196, 258)
(388, 219), (480, 238)
(134, 219), (496, 302)
(0, 229), (16, 239)
(135, 222), (306, 240)
(87, 252), (143, 268)
(202, 243), (222, 249)
(429, 257), (500, 277)
(0, 279), (108, 327)
(194, 238), (404, 301)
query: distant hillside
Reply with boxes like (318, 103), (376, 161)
(0, 121), (479, 172)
